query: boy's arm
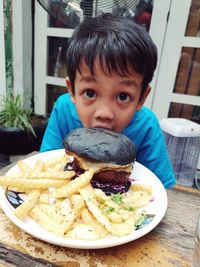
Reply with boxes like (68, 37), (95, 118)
(127, 108), (176, 189)
(40, 94), (72, 152)
(136, 125), (176, 189)
(40, 109), (64, 152)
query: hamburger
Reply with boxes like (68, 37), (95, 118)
(63, 128), (137, 195)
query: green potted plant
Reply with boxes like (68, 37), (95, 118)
(0, 93), (48, 155)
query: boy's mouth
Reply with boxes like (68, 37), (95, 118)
(93, 124), (113, 131)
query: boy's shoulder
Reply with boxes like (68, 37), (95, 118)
(56, 93), (71, 105)
(135, 106), (158, 122)
(132, 106), (160, 130)
(55, 93), (75, 112)
(123, 106), (161, 140)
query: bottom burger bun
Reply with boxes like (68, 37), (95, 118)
(63, 128), (137, 194)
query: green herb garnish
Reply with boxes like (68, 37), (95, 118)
(105, 207), (115, 214)
(110, 193), (123, 205)
(127, 207), (135, 212)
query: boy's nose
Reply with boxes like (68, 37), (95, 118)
(94, 103), (115, 121)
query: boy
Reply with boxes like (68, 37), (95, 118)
(40, 13), (176, 189)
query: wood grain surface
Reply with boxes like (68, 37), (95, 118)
(0, 161), (199, 267)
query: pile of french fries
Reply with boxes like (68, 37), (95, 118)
(0, 154), (153, 240)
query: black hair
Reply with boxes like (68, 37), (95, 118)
(66, 13), (157, 96)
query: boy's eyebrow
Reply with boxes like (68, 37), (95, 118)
(80, 76), (138, 83)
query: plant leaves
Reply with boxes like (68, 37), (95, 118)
(0, 93), (36, 136)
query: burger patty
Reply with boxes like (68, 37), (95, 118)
(64, 160), (130, 183)
(93, 170), (130, 184)
(63, 159), (131, 194)
(92, 171), (131, 194)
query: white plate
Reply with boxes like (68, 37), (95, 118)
(0, 149), (167, 249)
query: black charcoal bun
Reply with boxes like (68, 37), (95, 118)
(63, 128), (137, 165)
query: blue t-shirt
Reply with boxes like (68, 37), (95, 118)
(40, 93), (176, 189)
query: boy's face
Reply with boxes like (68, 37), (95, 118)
(69, 60), (150, 133)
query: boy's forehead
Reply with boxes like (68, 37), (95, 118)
(77, 59), (101, 77)
(77, 58), (139, 78)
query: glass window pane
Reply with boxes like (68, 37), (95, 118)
(47, 0), (154, 32)
(168, 103), (200, 124)
(133, 0), (153, 32)
(173, 47), (200, 96)
(185, 0), (200, 37)
(47, 84), (67, 114)
(47, 37), (68, 78)
(48, 1), (82, 28)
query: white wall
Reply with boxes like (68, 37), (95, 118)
(12, 0), (32, 109)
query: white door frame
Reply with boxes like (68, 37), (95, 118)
(0, 0), (6, 101)
(12, 0), (32, 108)
(152, 0), (200, 120)
(146, 0), (172, 109)
(34, 1), (73, 114)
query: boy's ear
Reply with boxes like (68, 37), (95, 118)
(136, 86), (151, 111)
(65, 77), (76, 103)
(65, 77), (71, 88)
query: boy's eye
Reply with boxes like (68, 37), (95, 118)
(83, 89), (96, 99)
(117, 93), (130, 103)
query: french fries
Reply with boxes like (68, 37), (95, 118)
(51, 169), (95, 198)
(81, 208), (108, 238)
(0, 154), (152, 240)
(14, 190), (41, 220)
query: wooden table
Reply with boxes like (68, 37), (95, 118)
(0, 158), (200, 267)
